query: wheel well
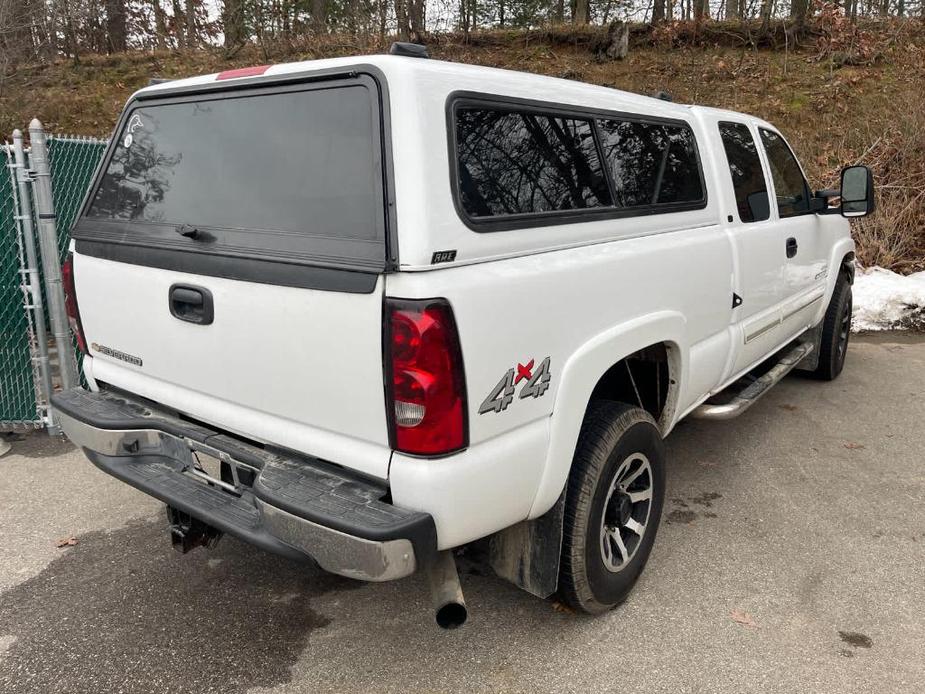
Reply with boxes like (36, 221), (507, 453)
(841, 251), (856, 284)
(588, 343), (675, 429)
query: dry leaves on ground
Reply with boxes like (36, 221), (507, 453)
(730, 609), (757, 627)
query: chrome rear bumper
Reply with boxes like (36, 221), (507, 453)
(53, 388), (436, 582)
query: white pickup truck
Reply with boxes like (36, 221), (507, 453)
(53, 44), (875, 628)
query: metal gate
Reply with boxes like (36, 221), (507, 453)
(0, 146), (38, 428)
(1, 126), (107, 431)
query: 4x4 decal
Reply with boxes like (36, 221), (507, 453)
(479, 357), (551, 414)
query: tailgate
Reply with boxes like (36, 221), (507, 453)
(69, 71), (394, 479)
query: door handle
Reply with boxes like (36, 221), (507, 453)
(786, 237), (798, 258)
(169, 284), (214, 325)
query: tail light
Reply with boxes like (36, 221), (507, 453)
(61, 253), (87, 354)
(385, 298), (468, 456)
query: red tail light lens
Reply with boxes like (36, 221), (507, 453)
(61, 253), (87, 355)
(385, 298), (467, 456)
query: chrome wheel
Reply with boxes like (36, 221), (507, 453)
(600, 452), (653, 573)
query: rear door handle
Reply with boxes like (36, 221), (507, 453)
(169, 284), (214, 325)
(786, 237), (798, 258)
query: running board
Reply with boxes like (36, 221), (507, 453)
(691, 342), (814, 421)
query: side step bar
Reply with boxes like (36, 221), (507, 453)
(692, 342), (814, 421)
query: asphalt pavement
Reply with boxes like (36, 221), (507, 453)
(1, 334), (923, 694)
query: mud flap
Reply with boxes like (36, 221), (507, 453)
(489, 492), (565, 599)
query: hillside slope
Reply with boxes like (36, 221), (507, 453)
(2, 24), (923, 269)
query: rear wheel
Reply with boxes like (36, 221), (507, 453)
(558, 401), (666, 614)
(815, 273), (852, 381)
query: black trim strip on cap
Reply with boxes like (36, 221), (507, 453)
(76, 240), (379, 293)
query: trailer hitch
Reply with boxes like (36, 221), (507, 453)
(165, 506), (223, 554)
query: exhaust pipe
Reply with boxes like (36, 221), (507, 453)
(428, 550), (467, 629)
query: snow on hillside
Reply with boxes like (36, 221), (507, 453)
(853, 267), (925, 332)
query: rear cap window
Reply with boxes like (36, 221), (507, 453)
(75, 73), (389, 286)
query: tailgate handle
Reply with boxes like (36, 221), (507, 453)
(169, 284), (214, 325)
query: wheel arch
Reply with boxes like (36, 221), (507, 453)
(841, 250), (856, 284)
(528, 311), (687, 520)
(827, 240), (856, 298)
(490, 318), (684, 600)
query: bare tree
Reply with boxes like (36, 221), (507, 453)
(223, 0), (246, 48)
(574, 0), (590, 22)
(184, 0), (197, 47)
(312, 0), (327, 33)
(105, 0), (127, 52)
(152, 0), (168, 49)
(652, 0), (667, 22)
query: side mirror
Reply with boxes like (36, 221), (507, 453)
(840, 165), (875, 218)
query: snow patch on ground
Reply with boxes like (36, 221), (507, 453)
(853, 267), (925, 332)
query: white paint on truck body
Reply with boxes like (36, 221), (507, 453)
(76, 55), (853, 550)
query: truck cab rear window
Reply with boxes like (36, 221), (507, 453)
(79, 79), (387, 276)
(453, 102), (705, 226)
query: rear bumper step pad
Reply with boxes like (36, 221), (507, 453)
(51, 387), (436, 581)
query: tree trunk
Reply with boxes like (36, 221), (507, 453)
(409, 0), (424, 38)
(790, 0), (808, 24)
(395, 0), (409, 40)
(311, 0), (327, 33)
(153, 0), (168, 49)
(759, 0), (774, 30)
(184, 0), (197, 47)
(598, 20), (629, 59)
(222, 0), (246, 47)
(694, 0), (710, 19)
(171, 0), (186, 48)
(652, 0), (666, 23)
(105, 0), (127, 52)
(555, 0), (565, 22)
(573, 0), (590, 23)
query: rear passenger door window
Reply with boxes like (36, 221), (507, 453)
(596, 119), (704, 207)
(718, 122), (770, 223)
(455, 108), (612, 218)
(759, 129), (811, 218)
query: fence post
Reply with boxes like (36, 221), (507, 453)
(28, 118), (79, 391)
(10, 131), (58, 434)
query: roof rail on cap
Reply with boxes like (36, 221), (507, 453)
(389, 42), (429, 59)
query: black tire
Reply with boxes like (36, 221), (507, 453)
(558, 401), (666, 614)
(814, 273), (853, 381)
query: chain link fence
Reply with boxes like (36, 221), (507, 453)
(48, 136), (108, 388)
(1, 130), (107, 431)
(0, 147), (40, 428)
